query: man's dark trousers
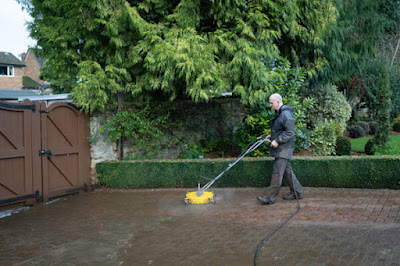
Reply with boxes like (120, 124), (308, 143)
(264, 157), (303, 198)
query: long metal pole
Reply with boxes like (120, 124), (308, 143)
(196, 137), (270, 196)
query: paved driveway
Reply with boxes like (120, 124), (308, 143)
(1, 187), (400, 265)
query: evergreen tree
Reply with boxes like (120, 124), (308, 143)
(311, 0), (400, 87)
(375, 64), (391, 146)
(19, 0), (336, 112)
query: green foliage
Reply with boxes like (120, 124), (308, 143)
(274, 0), (338, 76)
(312, 0), (400, 86)
(96, 156), (400, 189)
(393, 122), (400, 132)
(355, 121), (370, 135)
(234, 102), (273, 157)
(368, 121), (379, 135)
(178, 142), (207, 159)
(344, 68), (379, 121)
(305, 84), (351, 132)
(234, 65), (312, 156)
(375, 65), (391, 146)
(373, 137), (400, 155)
(348, 125), (366, 139)
(365, 138), (375, 155)
(392, 115), (400, 128)
(99, 105), (169, 158)
(294, 127), (312, 151)
(351, 135), (400, 155)
(335, 136), (351, 156)
(200, 137), (238, 158)
(20, 0), (337, 112)
(310, 119), (338, 156)
(390, 66), (400, 119)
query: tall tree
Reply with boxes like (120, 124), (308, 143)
(19, 0), (336, 112)
(375, 64), (391, 146)
(311, 0), (400, 87)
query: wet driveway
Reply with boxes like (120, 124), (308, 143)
(1, 187), (400, 265)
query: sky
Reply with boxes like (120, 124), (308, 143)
(0, 0), (37, 60)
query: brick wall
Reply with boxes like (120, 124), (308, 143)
(0, 66), (24, 89)
(23, 53), (41, 84)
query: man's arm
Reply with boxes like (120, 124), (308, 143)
(276, 114), (295, 144)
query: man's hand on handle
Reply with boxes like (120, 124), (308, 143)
(270, 140), (279, 148)
(265, 135), (279, 148)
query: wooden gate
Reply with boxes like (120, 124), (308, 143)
(0, 100), (90, 206)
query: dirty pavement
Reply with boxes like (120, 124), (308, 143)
(1, 187), (400, 265)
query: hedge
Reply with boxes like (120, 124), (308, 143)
(96, 156), (400, 189)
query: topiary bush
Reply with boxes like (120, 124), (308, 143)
(365, 138), (375, 155)
(335, 136), (351, 156)
(369, 121), (379, 134)
(356, 121), (370, 135)
(393, 122), (400, 132)
(348, 125), (366, 138)
(304, 84), (351, 132)
(375, 64), (391, 146)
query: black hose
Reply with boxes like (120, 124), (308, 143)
(253, 190), (301, 266)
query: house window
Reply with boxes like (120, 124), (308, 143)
(0, 65), (14, 77)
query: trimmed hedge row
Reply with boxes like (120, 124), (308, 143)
(96, 156), (400, 189)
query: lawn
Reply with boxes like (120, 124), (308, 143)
(350, 134), (400, 154)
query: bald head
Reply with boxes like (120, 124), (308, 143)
(269, 93), (283, 111)
(270, 93), (282, 102)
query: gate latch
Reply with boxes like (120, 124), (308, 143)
(38, 149), (53, 158)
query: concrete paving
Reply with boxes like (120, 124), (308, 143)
(1, 187), (400, 265)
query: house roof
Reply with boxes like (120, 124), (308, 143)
(0, 89), (40, 100)
(0, 52), (25, 66)
(25, 48), (46, 68)
(23, 76), (42, 89)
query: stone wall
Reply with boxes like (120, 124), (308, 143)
(89, 97), (245, 183)
(90, 117), (118, 184)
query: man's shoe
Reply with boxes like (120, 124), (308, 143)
(257, 196), (276, 205)
(282, 193), (303, 200)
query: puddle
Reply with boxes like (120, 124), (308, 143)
(0, 206), (30, 219)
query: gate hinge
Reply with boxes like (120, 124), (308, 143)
(38, 149), (53, 158)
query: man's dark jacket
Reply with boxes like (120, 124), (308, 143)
(270, 104), (295, 159)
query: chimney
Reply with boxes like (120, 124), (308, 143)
(21, 52), (26, 61)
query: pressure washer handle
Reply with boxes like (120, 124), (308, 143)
(257, 134), (271, 142)
(198, 136), (269, 194)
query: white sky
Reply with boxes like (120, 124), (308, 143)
(0, 0), (37, 60)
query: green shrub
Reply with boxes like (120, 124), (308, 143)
(365, 138), (375, 155)
(335, 136), (351, 156)
(356, 121), (370, 135)
(392, 115), (400, 127)
(96, 156), (400, 189)
(368, 121), (379, 135)
(374, 139), (400, 155)
(295, 127), (312, 151)
(310, 119), (338, 156)
(234, 66), (313, 156)
(393, 122), (400, 132)
(305, 84), (352, 132)
(348, 125), (366, 138)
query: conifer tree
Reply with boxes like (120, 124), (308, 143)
(375, 64), (391, 146)
(19, 0), (336, 112)
(311, 0), (400, 86)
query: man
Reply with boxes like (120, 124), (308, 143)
(257, 93), (303, 205)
